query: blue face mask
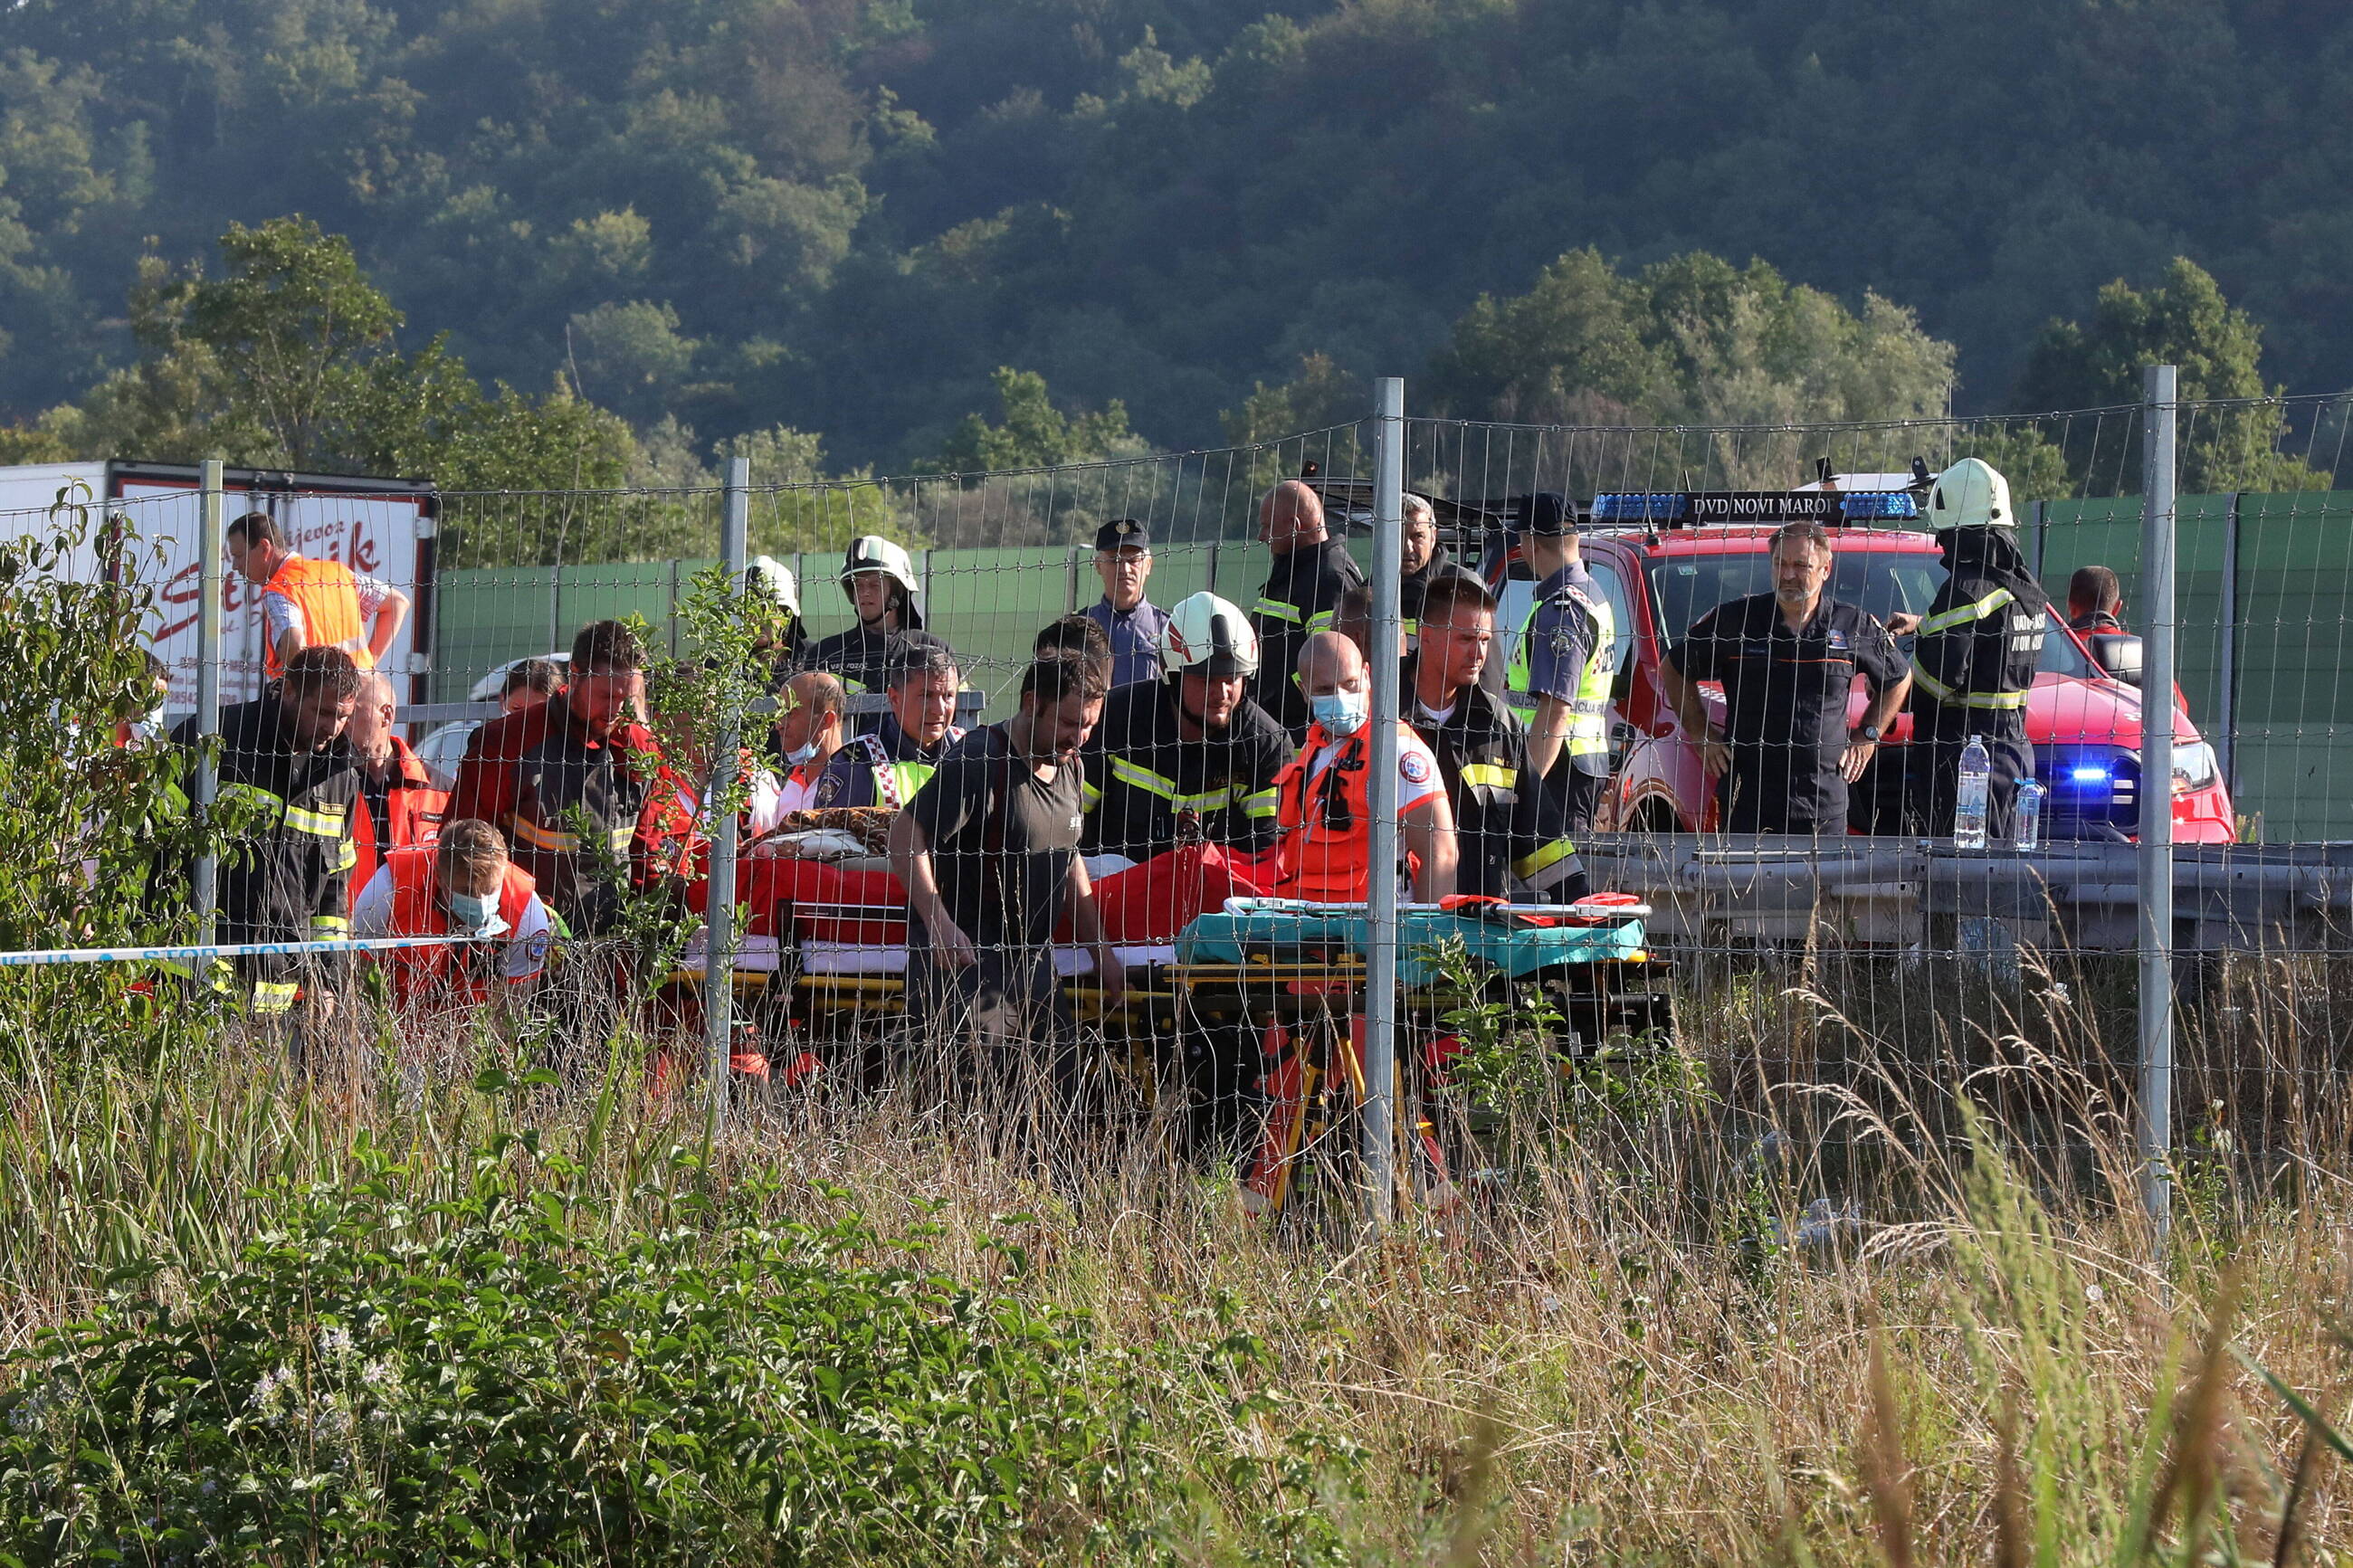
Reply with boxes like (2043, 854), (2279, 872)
(786, 738), (822, 766)
(1309, 689), (1369, 737)
(447, 890), (501, 936)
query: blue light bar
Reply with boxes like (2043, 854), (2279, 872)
(2069, 765), (2112, 784)
(1591, 493), (1690, 522)
(1837, 491), (1920, 520)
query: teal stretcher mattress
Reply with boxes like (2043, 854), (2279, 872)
(1176, 898), (1647, 983)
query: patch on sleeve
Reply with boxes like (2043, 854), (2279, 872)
(1400, 751), (1432, 785)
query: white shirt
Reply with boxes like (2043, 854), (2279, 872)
(774, 757), (832, 816)
(351, 864), (553, 983)
(258, 555), (395, 646)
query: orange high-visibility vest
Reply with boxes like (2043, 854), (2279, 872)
(349, 738), (448, 894)
(262, 554), (371, 679)
(380, 845), (537, 1009)
(1272, 723), (1386, 903)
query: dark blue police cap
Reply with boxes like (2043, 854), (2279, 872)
(1094, 518), (1151, 551)
(1513, 492), (1573, 537)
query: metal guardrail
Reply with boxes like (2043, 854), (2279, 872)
(1577, 832), (2353, 953)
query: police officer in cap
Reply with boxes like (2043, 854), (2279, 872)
(1081, 518), (1171, 688)
(1506, 492), (1617, 831)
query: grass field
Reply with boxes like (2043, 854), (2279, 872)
(0, 947), (2347, 1565)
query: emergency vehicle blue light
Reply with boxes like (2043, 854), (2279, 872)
(2070, 765), (2112, 784)
(1590, 493), (1689, 522)
(1837, 491), (1920, 520)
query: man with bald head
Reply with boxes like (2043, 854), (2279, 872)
(1251, 479), (1367, 740)
(1268, 631), (1456, 904)
(346, 670), (447, 891)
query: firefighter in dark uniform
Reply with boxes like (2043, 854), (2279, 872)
(1407, 575), (1590, 902)
(1891, 459), (2047, 839)
(1079, 591), (1291, 1158)
(166, 646), (366, 1033)
(1660, 521), (1911, 836)
(1398, 492), (1475, 646)
(802, 535), (955, 717)
(1507, 492), (1617, 832)
(1081, 591), (1293, 862)
(1248, 479), (1366, 741)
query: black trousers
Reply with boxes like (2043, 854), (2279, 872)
(1905, 710), (2034, 841)
(1557, 766), (1607, 835)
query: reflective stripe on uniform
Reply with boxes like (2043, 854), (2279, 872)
(1910, 660), (2030, 710)
(1240, 787), (1280, 819)
(1174, 786), (1234, 813)
(1459, 762), (1519, 792)
(1513, 836), (1582, 889)
(310, 915), (350, 937)
(1917, 587), (2015, 637)
(331, 837), (357, 873)
(250, 980), (299, 1014)
(510, 818), (580, 853)
(282, 803), (346, 838)
(1109, 757), (1179, 800)
(1081, 778), (1103, 811)
(1254, 597), (1303, 625)
(1305, 609), (1338, 633)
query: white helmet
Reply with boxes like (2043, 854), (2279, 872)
(1159, 591), (1259, 678)
(1925, 458), (2015, 529)
(747, 555), (799, 619)
(839, 535), (919, 597)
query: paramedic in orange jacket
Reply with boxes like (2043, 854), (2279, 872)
(1271, 631), (1457, 904)
(227, 512), (411, 683)
(352, 818), (553, 1012)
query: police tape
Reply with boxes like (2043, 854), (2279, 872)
(0, 935), (478, 968)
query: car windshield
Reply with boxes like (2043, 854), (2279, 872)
(1646, 548), (2093, 677)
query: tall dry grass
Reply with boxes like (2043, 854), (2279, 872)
(2, 942), (2350, 1563)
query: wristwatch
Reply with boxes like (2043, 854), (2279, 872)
(1852, 724), (1882, 743)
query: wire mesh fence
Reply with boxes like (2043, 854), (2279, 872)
(5, 391), (2353, 1231)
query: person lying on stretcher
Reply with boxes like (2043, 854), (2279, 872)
(1266, 631), (1458, 905)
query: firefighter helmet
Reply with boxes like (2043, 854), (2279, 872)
(1159, 591), (1259, 679)
(1925, 458), (2015, 529)
(747, 555), (800, 619)
(839, 535), (920, 597)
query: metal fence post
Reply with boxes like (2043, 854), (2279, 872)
(2138, 366), (2178, 1242)
(193, 459), (225, 945)
(1362, 376), (1406, 1231)
(705, 459), (750, 1115)
(2215, 491), (2242, 794)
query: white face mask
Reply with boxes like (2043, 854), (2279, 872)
(786, 738), (822, 766)
(1309, 689), (1369, 737)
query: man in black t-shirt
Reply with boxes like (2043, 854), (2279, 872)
(1658, 522), (1910, 836)
(889, 652), (1119, 1090)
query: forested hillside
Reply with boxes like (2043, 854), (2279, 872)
(0, 0), (2346, 472)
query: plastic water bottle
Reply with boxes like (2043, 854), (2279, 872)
(1953, 734), (1990, 849)
(2015, 776), (2045, 852)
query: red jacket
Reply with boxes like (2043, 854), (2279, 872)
(446, 691), (683, 935)
(351, 736), (447, 894)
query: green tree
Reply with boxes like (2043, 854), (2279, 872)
(2016, 258), (2331, 493)
(926, 366), (1139, 473)
(47, 217), (636, 498)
